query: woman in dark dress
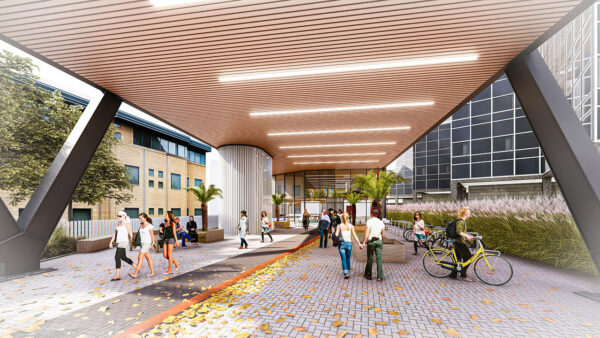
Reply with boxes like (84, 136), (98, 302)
(302, 209), (310, 234)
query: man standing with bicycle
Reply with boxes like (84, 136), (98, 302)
(448, 207), (475, 281)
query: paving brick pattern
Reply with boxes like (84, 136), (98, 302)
(166, 233), (600, 338)
(0, 229), (306, 337)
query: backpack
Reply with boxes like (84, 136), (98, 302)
(445, 219), (462, 239)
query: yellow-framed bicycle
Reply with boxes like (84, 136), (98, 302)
(422, 236), (513, 286)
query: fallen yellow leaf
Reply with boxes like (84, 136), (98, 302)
(333, 320), (342, 327)
(542, 317), (557, 324)
(374, 321), (387, 325)
(368, 328), (379, 337)
(397, 329), (409, 335)
(260, 323), (271, 334)
(470, 315), (479, 320)
(430, 318), (443, 325)
(336, 330), (348, 338)
(295, 327), (307, 332)
(443, 328), (461, 337)
(481, 299), (492, 305)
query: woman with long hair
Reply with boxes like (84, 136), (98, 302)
(302, 209), (310, 234)
(260, 211), (273, 243)
(335, 212), (363, 279)
(129, 213), (156, 278)
(238, 210), (249, 249)
(162, 211), (180, 274)
(108, 210), (135, 281)
(413, 211), (430, 255)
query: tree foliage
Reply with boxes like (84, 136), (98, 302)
(271, 193), (286, 206)
(0, 50), (132, 209)
(188, 183), (223, 203)
(345, 191), (364, 205)
(351, 170), (405, 201)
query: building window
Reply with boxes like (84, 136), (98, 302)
(149, 169), (154, 177)
(171, 208), (181, 217)
(124, 208), (139, 219)
(188, 150), (207, 165)
(149, 180), (154, 188)
(158, 208), (164, 215)
(158, 171), (164, 178)
(187, 177), (189, 188)
(194, 178), (203, 187)
(149, 208), (155, 215)
(73, 208), (91, 221)
(114, 122), (121, 128)
(171, 173), (181, 190)
(114, 132), (121, 140)
(194, 208), (202, 216)
(125, 165), (139, 185)
(158, 182), (164, 189)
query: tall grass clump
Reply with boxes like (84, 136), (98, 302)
(387, 196), (598, 276)
(41, 225), (79, 259)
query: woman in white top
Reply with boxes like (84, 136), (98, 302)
(238, 210), (249, 249)
(129, 213), (156, 278)
(413, 211), (430, 255)
(260, 210), (273, 243)
(335, 213), (363, 279)
(109, 210), (135, 281)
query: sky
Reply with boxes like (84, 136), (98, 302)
(0, 40), (204, 144)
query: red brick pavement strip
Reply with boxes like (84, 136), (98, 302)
(9, 229), (317, 337)
(116, 234), (320, 338)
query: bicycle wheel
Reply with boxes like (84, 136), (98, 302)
(473, 253), (513, 286)
(403, 229), (414, 242)
(422, 248), (455, 278)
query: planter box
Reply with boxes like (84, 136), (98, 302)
(197, 229), (225, 243)
(77, 235), (112, 253)
(353, 238), (407, 263)
(274, 221), (290, 229)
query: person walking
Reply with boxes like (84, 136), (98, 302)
(175, 217), (193, 247)
(129, 213), (156, 278)
(413, 211), (430, 255)
(330, 210), (341, 239)
(162, 211), (180, 274)
(335, 212), (363, 279)
(186, 216), (199, 245)
(318, 210), (331, 248)
(238, 210), (249, 249)
(448, 207), (475, 281)
(109, 210), (135, 281)
(362, 208), (385, 281)
(260, 211), (273, 243)
(302, 209), (310, 234)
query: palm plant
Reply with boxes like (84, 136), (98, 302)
(272, 193), (287, 221)
(345, 191), (364, 225)
(351, 170), (405, 219)
(188, 183), (223, 231)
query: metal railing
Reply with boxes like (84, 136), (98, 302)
(68, 216), (192, 239)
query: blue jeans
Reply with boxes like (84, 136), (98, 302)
(319, 228), (328, 248)
(177, 232), (193, 246)
(240, 238), (248, 247)
(338, 241), (352, 274)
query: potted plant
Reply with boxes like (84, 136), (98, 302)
(345, 191), (364, 226)
(272, 193), (289, 228)
(351, 170), (405, 219)
(188, 183), (225, 242)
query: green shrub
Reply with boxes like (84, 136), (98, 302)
(41, 226), (79, 259)
(387, 206), (598, 276)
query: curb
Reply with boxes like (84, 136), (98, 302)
(115, 235), (319, 337)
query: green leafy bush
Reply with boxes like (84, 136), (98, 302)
(41, 226), (79, 259)
(387, 197), (598, 276)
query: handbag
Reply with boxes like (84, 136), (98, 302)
(424, 227), (431, 236)
(132, 231), (141, 247)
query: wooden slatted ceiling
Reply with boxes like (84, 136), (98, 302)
(0, 0), (582, 174)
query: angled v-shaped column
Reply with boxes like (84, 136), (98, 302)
(0, 92), (122, 276)
(506, 50), (600, 272)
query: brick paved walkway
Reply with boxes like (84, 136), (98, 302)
(0, 228), (310, 337)
(145, 234), (600, 338)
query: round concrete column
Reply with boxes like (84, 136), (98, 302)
(218, 145), (272, 235)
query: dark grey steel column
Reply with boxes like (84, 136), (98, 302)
(506, 50), (600, 272)
(0, 92), (122, 276)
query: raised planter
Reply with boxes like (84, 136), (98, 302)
(274, 221), (290, 229)
(353, 238), (407, 263)
(197, 229), (225, 243)
(77, 235), (112, 253)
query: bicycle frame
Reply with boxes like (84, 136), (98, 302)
(433, 239), (500, 269)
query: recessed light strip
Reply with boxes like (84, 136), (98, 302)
(294, 160), (379, 165)
(288, 153), (385, 158)
(280, 142), (396, 149)
(219, 53), (478, 82)
(269, 126), (409, 136)
(251, 102), (433, 116)
(151, 0), (204, 7)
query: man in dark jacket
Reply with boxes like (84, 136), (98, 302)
(187, 216), (199, 244)
(318, 210), (331, 248)
(330, 210), (341, 239)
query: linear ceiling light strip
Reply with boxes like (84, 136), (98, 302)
(280, 142), (397, 149)
(250, 102), (434, 116)
(288, 153), (386, 158)
(294, 160), (379, 164)
(269, 126), (409, 136)
(219, 54), (478, 82)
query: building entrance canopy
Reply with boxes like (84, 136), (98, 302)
(0, 0), (586, 175)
